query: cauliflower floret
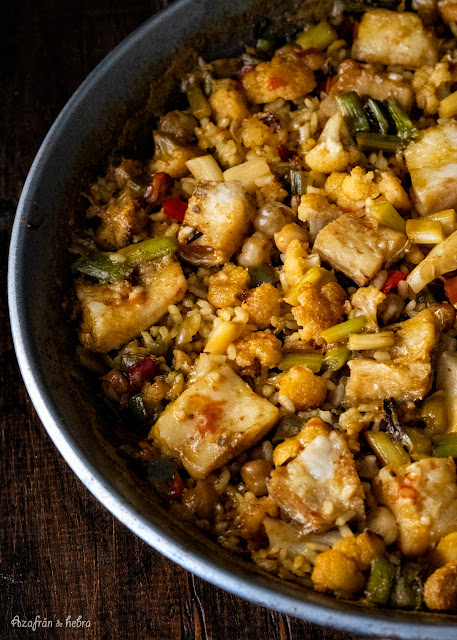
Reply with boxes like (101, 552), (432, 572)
(241, 113), (288, 149)
(196, 120), (245, 168)
(332, 532), (385, 571)
(178, 181), (254, 266)
(277, 365), (327, 411)
(149, 131), (197, 179)
(376, 174), (411, 211)
(439, 0), (457, 23)
(269, 424), (365, 532)
(231, 331), (282, 368)
(349, 286), (386, 331)
(412, 62), (457, 115)
(243, 283), (281, 329)
(283, 239), (311, 287)
(352, 9), (438, 69)
(305, 112), (360, 174)
(374, 457), (457, 557)
(209, 79), (250, 127)
(241, 51), (316, 104)
(292, 282), (346, 346)
(311, 549), (365, 594)
(207, 263), (250, 308)
(297, 193), (341, 240)
(329, 59), (415, 112)
(424, 563), (457, 611)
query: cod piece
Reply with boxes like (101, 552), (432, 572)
(268, 427), (365, 533)
(374, 458), (457, 556)
(346, 310), (435, 404)
(76, 260), (186, 352)
(313, 214), (408, 287)
(151, 364), (278, 479)
(178, 180), (254, 266)
(405, 122), (457, 215)
(352, 9), (438, 69)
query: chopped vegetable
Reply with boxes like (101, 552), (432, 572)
(348, 331), (395, 351)
(356, 132), (405, 152)
(366, 557), (396, 605)
(366, 431), (411, 466)
(445, 276), (457, 306)
(186, 85), (211, 119)
(439, 90), (457, 118)
(163, 198), (188, 221)
(186, 155), (224, 181)
(128, 393), (148, 423)
(369, 201), (406, 233)
(128, 357), (156, 392)
(403, 426), (432, 459)
(366, 99), (390, 135)
(336, 91), (370, 134)
(118, 236), (179, 267)
(385, 97), (417, 141)
(406, 219), (445, 245)
(432, 433), (457, 458)
(278, 352), (323, 373)
(425, 209), (457, 237)
(321, 316), (367, 344)
(204, 321), (245, 355)
(285, 266), (336, 306)
(390, 564), (423, 610)
(381, 270), (407, 294)
(420, 391), (448, 434)
(223, 157), (273, 194)
(296, 20), (337, 51)
(144, 172), (173, 207)
(406, 229), (457, 293)
(74, 252), (127, 283)
(288, 169), (308, 196)
(323, 345), (350, 371)
(247, 263), (276, 286)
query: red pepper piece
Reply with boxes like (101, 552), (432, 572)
(445, 276), (457, 306)
(144, 172), (172, 207)
(268, 76), (287, 91)
(238, 64), (256, 79)
(277, 145), (296, 161)
(381, 270), (407, 294)
(128, 357), (156, 392)
(163, 197), (188, 222)
(169, 473), (185, 499)
(101, 369), (131, 403)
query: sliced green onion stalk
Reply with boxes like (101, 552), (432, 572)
(348, 331), (395, 351)
(118, 236), (179, 267)
(248, 264), (277, 287)
(369, 200), (406, 233)
(323, 345), (350, 371)
(389, 563), (423, 610)
(420, 391), (448, 434)
(366, 99), (391, 135)
(296, 19), (337, 50)
(186, 85), (211, 120)
(366, 557), (396, 606)
(385, 97), (417, 141)
(356, 132), (406, 152)
(336, 92), (370, 135)
(366, 431), (411, 466)
(321, 315), (367, 344)
(403, 427), (432, 460)
(278, 352), (323, 373)
(289, 169), (308, 196)
(74, 252), (128, 283)
(432, 433), (457, 458)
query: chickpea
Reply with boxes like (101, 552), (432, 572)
(274, 223), (309, 252)
(254, 204), (286, 238)
(240, 460), (273, 496)
(237, 232), (272, 267)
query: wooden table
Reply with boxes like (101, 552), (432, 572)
(1, 1), (358, 638)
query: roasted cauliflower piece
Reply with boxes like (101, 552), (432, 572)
(439, 0), (457, 23)
(313, 213), (409, 287)
(196, 121), (245, 168)
(75, 260), (187, 352)
(346, 310), (435, 404)
(349, 286), (386, 332)
(151, 363), (279, 479)
(374, 457), (457, 557)
(424, 563), (457, 611)
(207, 263), (250, 309)
(333, 532), (385, 571)
(330, 59), (415, 112)
(311, 549), (365, 594)
(241, 113), (288, 150)
(242, 283), (281, 329)
(405, 122), (457, 215)
(292, 282), (346, 345)
(305, 112), (359, 174)
(149, 131), (197, 179)
(412, 62), (457, 115)
(277, 365), (327, 411)
(231, 331), (282, 368)
(268, 423), (365, 532)
(241, 49), (316, 104)
(209, 79), (250, 127)
(178, 181), (254, 266)
(352, 9), (438, 69)
(297, 193), (341, 241)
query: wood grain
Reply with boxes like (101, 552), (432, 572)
(0, 2), (359, 638)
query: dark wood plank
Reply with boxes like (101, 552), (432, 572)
(0, 2), (358, 638)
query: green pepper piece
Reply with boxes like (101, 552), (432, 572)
(248, 264), (276, 286)
(128, 393), (148, 423)
(432, 432), (457, 458)
(366, 557), (396, 605)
